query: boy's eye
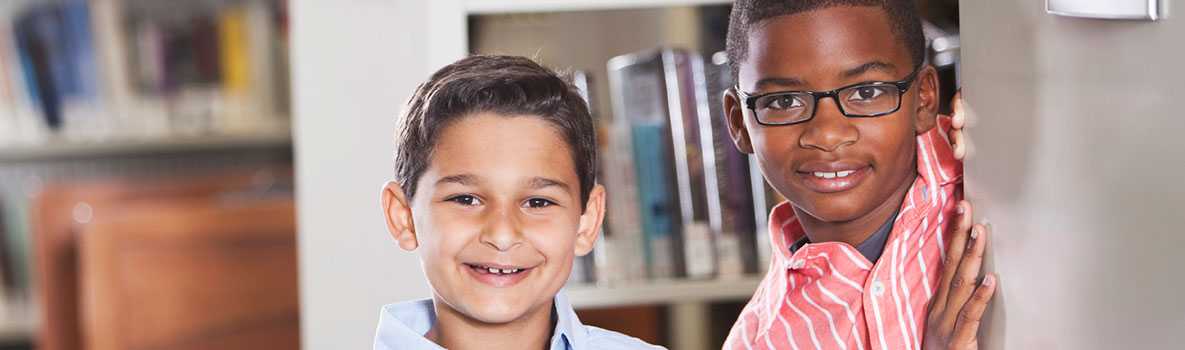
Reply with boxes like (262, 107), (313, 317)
(523, 198), (556, 209)
(847, 86), (887, 102)
(763, 94), (805, 110)
(446, 195), (482, 206)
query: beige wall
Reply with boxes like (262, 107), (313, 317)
(290, 1), (460, 348)
(960, 1), (1185, 348)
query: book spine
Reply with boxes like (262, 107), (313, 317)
(631, 122), (677, 279)
(16, 6), (64, 130)
(664, 49), (715, 279)
(705, 53), (760, 276)
(89, 0), (136, 138)
(0, 2), (47, 145)
(601, 121), (647, 283)
(61, 0), (109, 140)
(607, 52), (678, 280)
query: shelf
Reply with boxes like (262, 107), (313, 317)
(565, 276), (762, 309)
(464, 0), (730, 14)
(0, 317), (34, 343)
(0, 130), (292, 162)
(0, 299), (36, 343)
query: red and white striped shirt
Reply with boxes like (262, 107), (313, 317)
(725, 120), (962, 350)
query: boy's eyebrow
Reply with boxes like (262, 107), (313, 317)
(528, 177), (571, 191)
(841, 61), (898, 79)
(436, 174), (478, 187)
(753, 76), (807, 91)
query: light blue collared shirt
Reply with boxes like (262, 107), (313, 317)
(373, 292), (665, 350)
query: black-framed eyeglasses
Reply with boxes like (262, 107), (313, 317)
(737, 66), (922, 126)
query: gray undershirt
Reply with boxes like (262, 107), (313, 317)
(788, 211), (898, 263)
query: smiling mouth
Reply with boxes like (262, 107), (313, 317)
(796, 166), (871, 193)
(464, 263), (529, 276)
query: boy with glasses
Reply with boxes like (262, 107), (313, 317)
(721, 1), (995, 349)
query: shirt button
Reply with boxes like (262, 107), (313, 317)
(871, 282), (885, 297)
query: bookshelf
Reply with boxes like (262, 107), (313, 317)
(566, 276), (762, 309)
(1, 0), (294, 346)
(0, 128), (291, 162)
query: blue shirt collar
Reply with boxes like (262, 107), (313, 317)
(374, 293), (589, 350)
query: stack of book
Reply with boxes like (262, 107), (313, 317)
(0, 0), (289, 148)
(568, 48), (786, 287)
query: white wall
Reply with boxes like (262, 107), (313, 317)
(961, 1), (1185, 348)
(290, 1), (463, 348)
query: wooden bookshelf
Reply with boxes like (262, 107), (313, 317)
(566, 276), (762, 309)
(0, 129), (291, 162)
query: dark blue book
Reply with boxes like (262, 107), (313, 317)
(14, 5), (63, 130)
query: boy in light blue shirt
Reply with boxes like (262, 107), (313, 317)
(375, 55), (663, 350)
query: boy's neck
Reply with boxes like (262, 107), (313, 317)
(795, 172), (916, 248)
(427, 297), (555, 350)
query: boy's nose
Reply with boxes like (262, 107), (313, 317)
(479, 206), (524, 252)
(799, 98), (859, 152)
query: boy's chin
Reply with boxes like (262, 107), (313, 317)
(457, 296), (549, 324)
(800, 198), (874, 223)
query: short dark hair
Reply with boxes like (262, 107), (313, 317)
(394, 55), (597, 209)
(726, 0), (926, 81)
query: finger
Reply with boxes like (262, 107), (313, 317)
(951, 129), (966, 160)
(951, 90), (966, 129)
(951, 274), (998, 347)
(941, 223), (989, 331)
(932, 200), (973, 317)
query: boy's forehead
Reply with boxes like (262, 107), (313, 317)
(421, 114), (579, 188)
(740, 6), (912, 89)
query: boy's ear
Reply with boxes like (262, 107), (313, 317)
(574, 184), (606, 257)
(723, 88), (755, 154)
(913, 65), (940, 134)
(382, 181), (419, 251)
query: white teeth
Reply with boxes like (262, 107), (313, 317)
(475, 265), (522, 275)
(813, 171), (855, 179)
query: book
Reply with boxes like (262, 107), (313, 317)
(608, 50), (682, 279)
(14, 4), (65, 131)
(88, 0), (139, 139)
(0, 1), (48, 146)
(59, 0), (112, 141)
(664, 49), (716, 279)
(704, 51), (761, 276)
(600, 121), (648, 283)
(217, 0), (280, 135)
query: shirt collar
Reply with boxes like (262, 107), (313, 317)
(374, 293), (588, 350)
(374, 298), (442, 350)
(551, 292), (588, 349)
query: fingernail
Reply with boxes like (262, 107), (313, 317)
(970, 227), (979, 240)
(957, 204), (966, 215)
(982, 274), (994, 286)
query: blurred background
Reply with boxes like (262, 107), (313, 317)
(0, 0), (961, 349)
(0, 0), (293, 349)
